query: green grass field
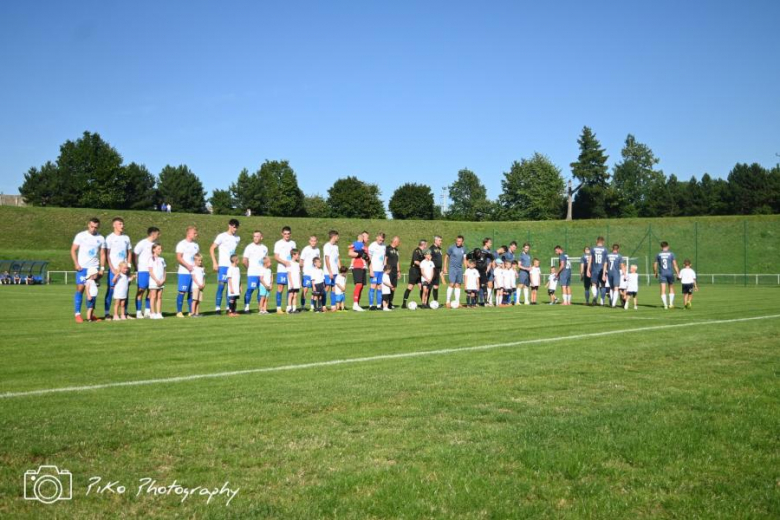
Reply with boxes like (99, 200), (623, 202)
(1, 284), (779, 518)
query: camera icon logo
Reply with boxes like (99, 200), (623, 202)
(24, 465), (72, 504)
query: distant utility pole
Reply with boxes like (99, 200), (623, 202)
(440, 187), (449, 213)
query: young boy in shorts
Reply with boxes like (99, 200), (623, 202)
(191, 253), (206, 317)
(679, 259), (698, 309)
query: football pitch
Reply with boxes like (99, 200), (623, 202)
(1, 285), (778, 518)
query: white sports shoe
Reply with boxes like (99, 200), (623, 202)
(144, 308), (151, 318)
(352, 303), (365, 312)
(244, 304), (250, 312)
(383, 307), (392, 312)
(136, 311), (144, 319)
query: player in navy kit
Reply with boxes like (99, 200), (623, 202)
(554, 246), (572, 305)
(587, 237), (608, 305)
(605, 244), (623, 308)
(654, 241), (680, 309)
(579, 246), (591, 304)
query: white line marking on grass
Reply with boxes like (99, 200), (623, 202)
(2, 314), (779, 399)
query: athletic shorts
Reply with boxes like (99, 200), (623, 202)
(559, 271), (571, 287)
(583, 276), (591, 289)
(136, 271), (150, 289)
(627, 291), (637, 297)
(607, 273), (621, 289)
(353, 268), (367, 285)
(313, 282), (325, 295)
(548, 289), (556, 295)
(76, 268), (89, 285)
(433, 268), (441, 286)
(518, 270), (530, 286)
(389, 271), (398, 288)
(487, 270), (494, 282)
(449, 270), (463, 285)
(530, 285), (539, 290)
(370, 271), (383, 285)
(218, 266), (229, 283)
(590, 272), (605, 287)
(86, 298), (96, 309)
(302, 275), (312, 288)
(478, 270), (488, 286)
(288, 288), (299, 294)
(259, 286), (270, 298)
(276, 272), (288, 285)
(422, 281), (432, 289)
(178, 274), (193, 293)
(407, 268), (421, 285)
(660, 273), (675, 285)
(324, 275), (336, 287)
(682, 283), (694, 294)
(333, 293), (345, 303)
(192, 285), (204, 301)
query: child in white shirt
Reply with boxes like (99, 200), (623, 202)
(286, 249), (302, 313)
(546, 267), (558, 305)
(493, 260), (505, 307)
(464, 260), (480, 308)
(148, 243), (166, 319)
(191, 254), (206, 317)
(85, 267), (101, 322)
(258, 257), (273, 315)
(227, 254), (242, 316)
(334, 266), (347, 311)
(679, 259), (698, 309)
(420, 250), (435, 308)
(112, 262), (135, 320)
(529, 259), (541, 305)
(311, 257), (326, 312)
(381, 265), (394, 311)
(624, 264), (640, 310)
(505, 262), (518, 306)
(618, 263), (629, 306)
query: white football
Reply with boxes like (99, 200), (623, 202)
(450, 300), (460, 309)
(430, 301), (440, 310)
(408, 301), (418, 311)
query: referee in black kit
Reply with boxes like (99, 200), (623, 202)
(386, 236), (401, 308)
(430, 235), (444, 303)
(402, 239), (427, 308)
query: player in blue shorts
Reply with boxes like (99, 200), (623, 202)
(71, 217), (106, 323)
(133, 226), (160, 318)
(587, 237), (608, 305)
(517, 242), (532, 305)
(654, 241), (680, 309)
(579, 246), (591, 304)
(444, 235), (466, 308)
(554, 245), (572, 305)
(210, 219), (241, 314)
(104, 217), (133, 319)
(273, 226), (296, 313)
(175, 226), (199, 317)
(605, 244), (623, 308)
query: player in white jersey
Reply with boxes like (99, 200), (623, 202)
(368, 232), (387, 310)
(133, 226), (160, 318)
(299, 235), (321, 310)
(210, 219), (241, 314)
(104, 217), (133, 319)
(148, 243), (167, 319)
(273, 226), (296, 313)
(322, 230), (341, 310)
(71, 217), (106, 323)
(175, 226), (199, 317)
(242, 230), (268, 313)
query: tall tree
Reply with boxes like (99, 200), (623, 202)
(209, 189), (237, 215)
(304, 195), (329, 218)
(499, 153), (565, 221)
(251, 160), (306, 217)
(699, 173), (731, 215)
(230, 168), (265, 215)
(389, 183), (435, 220)
(568, 126), (609, 220)
(327, 176), (386, 219)
(727, 163), (773, 215)
(54, 131), (126, 208)
(446, 168), (491, 221)
(157, 165), (208, 213)
(123, 162), (158, 210)
(612, 134), (664, 217)
(19, 161), (59, 206)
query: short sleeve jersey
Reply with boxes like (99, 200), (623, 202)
(520, 252), (532, 270)
(243, 242), (269, 277)
(105, 233), (132, 269)
(273, 239), (297, 273)
(214, 232), (241, 267)
(300, 245), (321, 277)
(134, 238), (155, 270)
(430, 245), (443, 269)
(73, 231), (106, 269)
(558, 253), (571, 275)
(420, 259), (435, 281)
(656, 251), (676, 276)
(590, 246), (608, 274)
(606, 252), (623, 275)
(409, 248), (425, 271)
(386, 245), (400, 273)
(323, 242), (340, 275)
(368, 241), (386, 272)
(226, 266), (241, 296)
(175, 239), (200, 275)
(447, 244), (466, 271)
(464, 268), (480, 291)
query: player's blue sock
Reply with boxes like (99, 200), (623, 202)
(330, 291), (335, 306)
(104, 287), (113, 314)
(215, 282), (225, 307)
(145, 297), (150, 310)
(368, 287), (375, 306)
(244, 288), (253, 305)
(176, 293), (184, 313)
(276, 290), (282, 308)
(187, 293), (193, 313)
(585, 289), (590, 303)
(74, 291), (83, 314)
(301, 292), (306, 307)
(135, 297), (141, 312)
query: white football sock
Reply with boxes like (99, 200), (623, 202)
(454, 288), (461, 302)
(669, 293), (675, 306)
(487, 288), (493, 304)
(523, 287), (529, 303)
(447, 287), (453, 302)
(661, 294), (667, 307)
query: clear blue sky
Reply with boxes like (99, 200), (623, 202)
(1, 0), (778, 205)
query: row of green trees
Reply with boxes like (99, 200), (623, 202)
(19, 130), (780, 219)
